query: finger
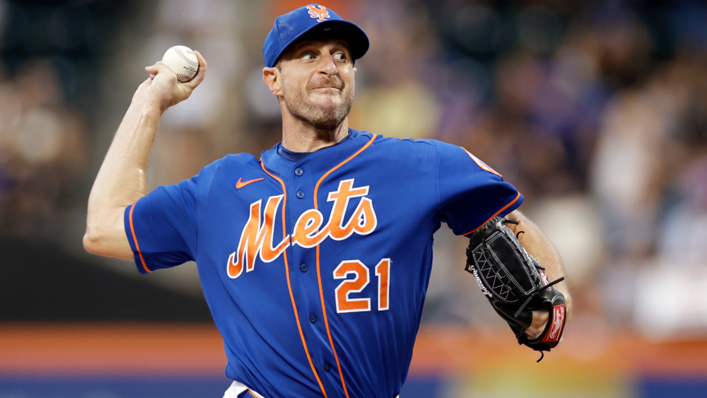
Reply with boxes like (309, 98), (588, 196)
(156, 61), (178, 75)
(145, 63), (159, 75)
(184, 50), (207, 88)
(146, 61), (178, 80)
(523, 310), (548, 338)
(525, 328), (542, 339)
(532, 310), (549, 326)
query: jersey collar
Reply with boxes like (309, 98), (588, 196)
(261, 129), (371, 178)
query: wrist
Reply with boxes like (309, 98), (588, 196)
(130, 97), (164, 117)
(131, 83), (169, 115)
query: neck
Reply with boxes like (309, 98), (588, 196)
(281, 115), (349, 153)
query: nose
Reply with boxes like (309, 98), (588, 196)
(318, 53), (338, 76)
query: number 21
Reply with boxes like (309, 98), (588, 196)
(333, 259), (390, 313)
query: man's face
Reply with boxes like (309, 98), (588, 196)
(275, 38), (356, 130)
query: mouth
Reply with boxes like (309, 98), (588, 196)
(310, 78), (344, 93)
(312, 86), (341, 92)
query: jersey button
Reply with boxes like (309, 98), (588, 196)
(300, 264), (308, 272)
(296, 190), (305, 199)
(309, 314), (317, 323)
(295, 168), (303, 176)
(324, 363), (331, 372)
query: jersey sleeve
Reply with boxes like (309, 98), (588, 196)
(124, 177), (198, 274)
(434, 141), (523, 236)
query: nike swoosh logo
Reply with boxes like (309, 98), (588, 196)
(236, 177), (264, 189)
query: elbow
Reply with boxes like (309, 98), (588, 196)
(83, 205), (132, 259)
(83, 223), (120, 257)
(83, 226), (103, 255)
(83, 216), (134, 260)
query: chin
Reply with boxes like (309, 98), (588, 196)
(309, 93), (341, 105)
(310, 99), (343, 113)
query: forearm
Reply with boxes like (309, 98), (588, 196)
(84, 52), (206, 259)
(91, 98), (161, 208)
(84, 93), (162, 259)
(505, 210), (573, 317)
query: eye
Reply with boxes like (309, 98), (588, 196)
(302, 53), (316, 60)
(334, 52), (348, 62)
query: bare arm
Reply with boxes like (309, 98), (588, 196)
(83, 52), (208, 259)
(505, 209), (573, 336)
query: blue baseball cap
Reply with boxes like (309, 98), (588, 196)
(263, 4), (369, 68)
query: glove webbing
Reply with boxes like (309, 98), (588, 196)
(514, 276), (565, 318)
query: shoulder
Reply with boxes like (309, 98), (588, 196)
(357, 130), (466, 161)
(357, 129), (454, 151)
(182, 153), (261, 195)
(355, 129), (440, 152)
(198, 153), (260, 176)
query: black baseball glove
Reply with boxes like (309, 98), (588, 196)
(465, 217), (567, 361)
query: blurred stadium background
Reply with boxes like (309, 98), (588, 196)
(2, 0), (707, 397)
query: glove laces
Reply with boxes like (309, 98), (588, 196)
(513, 276), (565, 318)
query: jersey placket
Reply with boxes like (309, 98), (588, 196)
(260, 132), (377, 398)
(288, 160), (344, 396)
(257, 160), (329, 397)
(306, 133), (377, 398)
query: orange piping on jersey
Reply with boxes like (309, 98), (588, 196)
(128, 202), (151, 273)
(463, 191), (521, 236)
(260, 161), (328, 398)
(312, 133), (377, 398)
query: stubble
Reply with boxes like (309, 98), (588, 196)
(281, 76), (355, 131)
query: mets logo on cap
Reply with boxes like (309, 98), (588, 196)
(306, 4), (330, 22)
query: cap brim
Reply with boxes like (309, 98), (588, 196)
(277, 20), (369, 65)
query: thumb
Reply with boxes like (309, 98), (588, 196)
(145, 63), (158, 75)
(525, 310), (549, 339)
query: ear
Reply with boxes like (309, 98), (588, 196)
(262, 67), (282, 96)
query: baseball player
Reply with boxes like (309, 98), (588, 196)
(84, 5), (572, 398)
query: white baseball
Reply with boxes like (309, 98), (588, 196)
(161, 45), (199, 82)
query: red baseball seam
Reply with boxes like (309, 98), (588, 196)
(171, 46), (199, 67)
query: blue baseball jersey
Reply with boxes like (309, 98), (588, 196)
(124, 129), (522, 398)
